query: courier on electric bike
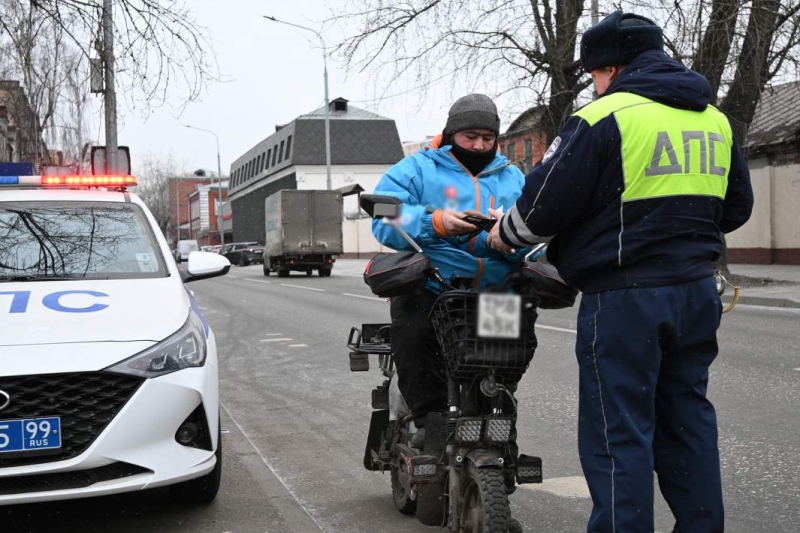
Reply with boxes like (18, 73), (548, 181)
(346, 195), (577, 532)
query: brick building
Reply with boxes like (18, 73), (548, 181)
(169, 174), (220, 246)
(498, 106), (549, 174)
(189, 181), (229, 247)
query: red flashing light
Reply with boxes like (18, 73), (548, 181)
(42, 175), (138, 187)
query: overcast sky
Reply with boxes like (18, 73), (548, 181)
(109, 0), (485, 177)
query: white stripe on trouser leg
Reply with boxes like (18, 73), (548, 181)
(591, 293), (616, 532)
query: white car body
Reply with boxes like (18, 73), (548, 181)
(0, 185), (228, 505)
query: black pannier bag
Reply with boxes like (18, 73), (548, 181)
(512, 261), (578, 309)
(363, 251), (432, 297)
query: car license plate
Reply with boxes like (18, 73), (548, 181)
(478, 293), (522, 339)
(0, 416), (62, 454)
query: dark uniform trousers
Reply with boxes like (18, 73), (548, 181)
(576, 276), (725, 533)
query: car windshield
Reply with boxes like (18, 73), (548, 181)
(0, 201), (168, 280)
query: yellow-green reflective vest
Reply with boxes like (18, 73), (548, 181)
(574, 92), (731, 202)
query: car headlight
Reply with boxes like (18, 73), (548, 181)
(107, 312), (207, 378)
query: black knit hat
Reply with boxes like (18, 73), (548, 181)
(443, 94), (501, 135)
(580, 11), (664, 73)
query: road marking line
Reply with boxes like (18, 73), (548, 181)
(289, 344), (308, 348)
(281, 283), (326, 292)
(794, 368), (800, 372)
(260, 338), (293, 342)
(243, 278), (271, 284)
(342, 292), (386, 302)
(265, 333), (283, 336)
(220, 403), (325, 532)
(536, 324), (577, 334)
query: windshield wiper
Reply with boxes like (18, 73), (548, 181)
(0, 275), (88, 282)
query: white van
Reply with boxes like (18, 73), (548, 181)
(176, 239), (199, 263)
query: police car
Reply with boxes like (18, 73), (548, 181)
(0, 174), (230, 505)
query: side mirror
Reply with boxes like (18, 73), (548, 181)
(181, 251), (231, 283)
(360, 194), (402, 219)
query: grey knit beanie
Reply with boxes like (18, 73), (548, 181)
(443, 94), (501, 135)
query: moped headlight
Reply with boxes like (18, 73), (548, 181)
(107, 312), (207, 378)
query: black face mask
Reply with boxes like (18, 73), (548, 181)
(449, 141), (498, 176)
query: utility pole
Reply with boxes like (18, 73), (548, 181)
(102, 0), (118, 174)
(175, 176), (181, 243)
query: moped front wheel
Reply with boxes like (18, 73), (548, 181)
(391, 466), (417, 515)
(459, 466), (510, 533)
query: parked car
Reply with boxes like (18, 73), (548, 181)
(0, 173), (230, 506)
(211, 245), (222, 254)
(223, 242), (263, 266)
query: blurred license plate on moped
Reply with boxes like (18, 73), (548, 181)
(478, 294), (522, 339)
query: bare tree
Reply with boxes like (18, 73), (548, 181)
(644, 0), (800, 144)
(135, 152), (181, 235)
(51, 53), (92, 162)
(0, 1), (76, 136)
(0, 1), (92, 165)
(5, 0), (219, 117)
(329, 0), (588, 143)
(332, 0), (800, 146)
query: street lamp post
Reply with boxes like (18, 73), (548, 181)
(175, 174), (181, 243)
(264, 15), (331, 191)
(184, 125), (225, 247)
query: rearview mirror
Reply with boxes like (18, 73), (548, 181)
(360, 194), (401, 219)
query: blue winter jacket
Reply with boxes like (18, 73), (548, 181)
(500, 50), (754, 293)
(372, 137), (529, 293)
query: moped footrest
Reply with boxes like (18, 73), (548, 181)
(516, 454), (543, 484)
(349, 351), (369, 372)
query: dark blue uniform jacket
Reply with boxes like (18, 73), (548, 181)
(500, 50), (754, 293)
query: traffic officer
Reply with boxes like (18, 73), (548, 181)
(487, 11), (753, 533)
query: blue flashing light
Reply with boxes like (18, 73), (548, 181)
(0, 176), (20, 185)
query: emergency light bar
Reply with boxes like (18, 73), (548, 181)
(0, 175), (138, 188)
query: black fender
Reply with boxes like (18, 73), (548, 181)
(463, 447), (504, 468)
(364, 409), (390, 471)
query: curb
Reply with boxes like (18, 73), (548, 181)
(721, 294), (800, 309)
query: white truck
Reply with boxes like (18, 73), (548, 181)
(262, 190), (343, 277)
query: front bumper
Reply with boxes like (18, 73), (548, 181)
(0, 363), (219, 505)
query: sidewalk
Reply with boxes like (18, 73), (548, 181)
(335, 259), (800, 309)
(725, 264), (800, 309)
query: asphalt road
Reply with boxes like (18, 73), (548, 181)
(5, 263), (799, 532)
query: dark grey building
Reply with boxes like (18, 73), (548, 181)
(227, 98), (404, 244)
